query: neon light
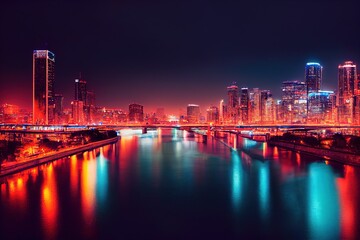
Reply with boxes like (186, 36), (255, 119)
(307, 62), (321, 66)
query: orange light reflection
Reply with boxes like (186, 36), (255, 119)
(81, 151), (97, 232)
(70, 155), (79, 198)
(337, 166), (357, 239)
(41, 163), (58, 239)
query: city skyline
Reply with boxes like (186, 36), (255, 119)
(1, 1), (359, 113)
(2, 50), (358, 115)
(1, 50), (359, 125)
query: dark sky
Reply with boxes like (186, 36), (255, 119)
(1, 0), (359, 114)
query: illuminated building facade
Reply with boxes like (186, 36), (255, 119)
(74, 78), (87, 123)
(75, 78), (87, 103)
(219, 99), (224, 124)
(33, 50), (55, 124)
(305, 62), (322, 93)
(281, 81), (307, 123)
(260, 90), (275, 123)
(249, 88), (260, 123)
(338, 61), (357, 124)
(187, 104), (200, 123)
(206, 106), (219, 124)
(308, 91), (334, 123)
(71, 100), (85, 124)
(275, 100), (283, 122)
(86, 90), (96, 123)
(240, 88), (249, 123)
(129, 103), (144, 123)
(54, 93), (64, 124)
(226, 83), (239, 123)
(1, 104), (22, 123)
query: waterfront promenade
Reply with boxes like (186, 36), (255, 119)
(0, 137), (119, 177)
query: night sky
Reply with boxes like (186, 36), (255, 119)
(1, 0), (359, 114)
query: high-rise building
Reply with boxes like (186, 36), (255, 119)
(275, 100), (283, 123)
(240, 88), (249, 123)
(227, 83), (239, 123)
(338, 61), (357, 123)
(71, 100), (85, 124)
(85, 90), (96, 124)
(206, 106), (219, 124)
(305, 62), (322, 93)
(308, 91), (334, 123)
(260, 90), (274, 123)
(281, 81), (307, 123)
(75, 78), (87, 103)
(219, 99), (224, 124)
(54, 93), (64, 123)
(128, 103), (144, 123)
(33, 50), (55, 124)
(187, 104), (200, 123)
(249, 88), (260, 123)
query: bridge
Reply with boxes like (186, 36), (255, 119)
(1, 123), (360, 140)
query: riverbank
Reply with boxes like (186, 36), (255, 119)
(268, 140), (360, 166)
(0, 137), (119, 177)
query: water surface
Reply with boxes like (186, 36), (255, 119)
(1, 128), (360, 239)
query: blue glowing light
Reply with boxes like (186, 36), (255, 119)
(306, 62), (321, 66)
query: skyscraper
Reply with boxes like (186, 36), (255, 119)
(71, 100), (85, 124)
(129, 103), (144, 123)
(305, 62), (322, 93)
(308, 91), (334, 123)
(206, 106), (219, 124)
(338, 61), (357, 123)
(33, 50), (55, 125)
(75, 78), (87, 103)
(240, 88), (249, 123)
(227, 82), (239, 123)
(187, 104), (200, 123)
(86, 90), (96, 124)
(281, 81), (307, 123)
(219, 99), (224, 124)
(260, 90), (274, 123)
(54, 93), (64, 123)
(249, 88), (260, 123)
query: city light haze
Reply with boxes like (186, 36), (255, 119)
(1, 0), (359, 113)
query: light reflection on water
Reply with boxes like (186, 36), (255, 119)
(41, 163), (58, 239)
(258, 161), (270, 220)
(308, 163), (340, 239)
(0, 129), (360, 239)
(231, 151), (242, 212)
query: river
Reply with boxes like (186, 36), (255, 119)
(1, 128), (360, 239)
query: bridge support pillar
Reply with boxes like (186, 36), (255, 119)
(233, 133), (238, 150)
(202, 135), (207, 143)
(266, 133), (270, 141)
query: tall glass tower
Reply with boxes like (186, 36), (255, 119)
(227, 82), (239, 123)
(338, 61), (357, 123)
(74, 78), (87, 103)
(33, 50), (55, 125)
(305, 62), (322, 93)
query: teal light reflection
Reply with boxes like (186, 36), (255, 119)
(308, 163), (340, 239)
(259, 162), (270, 220)
(96, 148), (109, 209)
(231, 151), (243, 212)
(244, 138), (257, 148)
(172, 128), (178, 141)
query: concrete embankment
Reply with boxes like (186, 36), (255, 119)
(268, 140), (360, 166)
(0, 137), (119, 177)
